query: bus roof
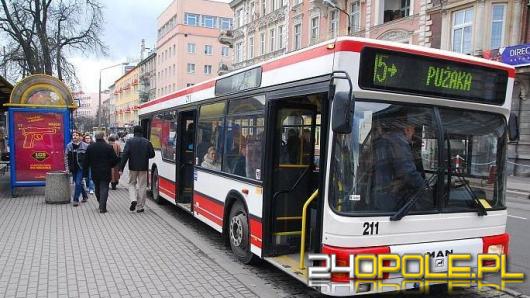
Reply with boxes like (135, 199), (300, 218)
(139, 36), (515, 115)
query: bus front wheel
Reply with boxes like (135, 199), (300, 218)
(228, 201), (255, 264)
(151, 168), (161, 204)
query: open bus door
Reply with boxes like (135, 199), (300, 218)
(263, 92), (327, 281)
(175, 110), (196, 211)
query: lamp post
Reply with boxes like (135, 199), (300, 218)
(323, 0), (352, 35)
(98, 62), (128, 128)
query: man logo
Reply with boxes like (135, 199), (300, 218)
(32, 151), (49, 162)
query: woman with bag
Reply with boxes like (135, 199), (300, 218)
(108, 134), (122, 190)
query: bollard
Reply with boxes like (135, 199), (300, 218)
(45, 171), (71, 204)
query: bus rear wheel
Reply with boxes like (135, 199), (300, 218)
(228, 201), (255, 264)
(151, 168), (162, 204)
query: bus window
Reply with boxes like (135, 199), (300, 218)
(196, 101), (226, 168)
(331, 102), (436, 214)
(150, 112), (177, 161)
(440, 109), (506, 210)
(223, 96), (265, 179)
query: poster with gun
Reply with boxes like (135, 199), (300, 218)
(13, 111), (65, 181)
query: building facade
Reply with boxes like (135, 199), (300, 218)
(114, 66), (140, 129)
(228, 0), (430, 69)
(139, 52), (157, 103)
(73, 92), (98, 118)
(156, 0), (233, 97)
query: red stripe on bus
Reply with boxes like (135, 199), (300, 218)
(249, 217), (262, 248)
(193, 192), (224, 224)
(159, 176), (176, 197)
(140, 80), (215, 109)
(334, 40), (516, 78)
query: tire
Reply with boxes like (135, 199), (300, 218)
(228, 201), (255, 264)
(151, 168), (162, 204)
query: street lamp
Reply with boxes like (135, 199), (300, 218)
(323, 0), (352, 35)
(98, 62), (128, 128)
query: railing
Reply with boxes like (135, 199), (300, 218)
(299, 189), (319, 270)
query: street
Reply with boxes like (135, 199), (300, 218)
(506, 190), (530, 294)
(0, 171), (528, 297)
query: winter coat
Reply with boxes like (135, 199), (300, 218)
(120, 133), (155, 171)
(201, 154), (221, 170)
(83, 140), (120, 182)
(65, 141), (89, 174)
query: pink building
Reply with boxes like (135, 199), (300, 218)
(156, 0), (234, 97)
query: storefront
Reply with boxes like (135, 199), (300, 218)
(491, 43), (530, 176)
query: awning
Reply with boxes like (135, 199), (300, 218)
(0, 75), (13, 112)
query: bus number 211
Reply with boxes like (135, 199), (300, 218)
(362, 222), (379, 235)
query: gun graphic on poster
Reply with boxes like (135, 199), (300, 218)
(19, 127), (57, 149)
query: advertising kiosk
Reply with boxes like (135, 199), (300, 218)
(4, 74), (75, 197)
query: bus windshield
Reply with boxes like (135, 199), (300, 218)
(329, 101), (507, 216)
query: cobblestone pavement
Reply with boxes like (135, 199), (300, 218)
(0, 172), (528, 298)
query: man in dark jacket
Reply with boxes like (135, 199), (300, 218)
(119, 125), (155, 213)
(83, 131), (119, 213)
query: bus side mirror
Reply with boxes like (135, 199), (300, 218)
(508, 112), (519, 142)
(332, 91), (354, 134)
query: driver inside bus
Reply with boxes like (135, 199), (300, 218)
(372, 116), (427, 211)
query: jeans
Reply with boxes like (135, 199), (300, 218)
(86, 169), (95, 192)
(73, 170), (87, 202)
(94, 179), (110, 211)
(128, 171), (148, 210)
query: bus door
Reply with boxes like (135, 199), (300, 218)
(176, 110), (196, 210)
(269, 102), (318, 255)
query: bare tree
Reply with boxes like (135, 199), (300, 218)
(0, 0), (107, 84)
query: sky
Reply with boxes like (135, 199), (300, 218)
(72, 0), (231, 93)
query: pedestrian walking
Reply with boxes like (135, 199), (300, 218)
(65, 131), (88, 206)
(83, 131), (120, 213)
(83, 134), (96, 194)
(108, 134), (121, 190)
(119, 125), (155, 213)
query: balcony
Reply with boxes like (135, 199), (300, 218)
(218, 30), (234, 47)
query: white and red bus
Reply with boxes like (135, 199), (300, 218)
(139, 37), (516, 295)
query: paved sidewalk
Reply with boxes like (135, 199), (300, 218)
(0, 175), (256, 297)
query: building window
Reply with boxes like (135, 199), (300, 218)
(221, 46), (230, 57)
(490, 4), (506, 50)
(249, 2), (256, 22)
(236, 8), (244, 28)
(220, 17), (233, 30)
(310, 16), (320, 42)
(188, 43), (196, 54)
(204, 65), (213, 74)
(248, 36), (255, 59)
(294, 23), (301, 50)
(235, 42), (243, 63)
(187, 63), (196, 74)
(185, 13), (199, 26)
(278, 25), (284, 49)
(330, 10), (338, 38)
(187, 83), (194, 87)
(260, 31), (266, 55)
(452, 8), (473, 54)
(383, 0), (410, 23)
(203, 15), (216, 28)
(269, 28), (276, 52)
(204, 45), (213, 55)
(261, 0), (266, 16)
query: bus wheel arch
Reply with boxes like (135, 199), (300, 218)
(224, 191), (255, 264)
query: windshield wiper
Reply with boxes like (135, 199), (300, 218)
(450, 168), (488, 216)
(390, 174), (438, 221)
(445, 134), (487, 217)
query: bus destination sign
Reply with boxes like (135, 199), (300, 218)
(215, 67), (262, 96)
(359, 48), (509, 104)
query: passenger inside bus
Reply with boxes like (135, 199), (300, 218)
(372, 116), (427, 211)
(201, 146), (221, 170)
